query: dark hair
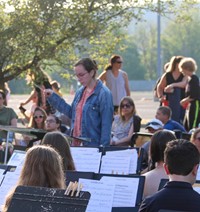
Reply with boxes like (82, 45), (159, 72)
(150, 130), (176, 170)
(41, 132), (76, 171)
(74, 58), (98, 78)
(46, 114), (61, 130)
(0, 90), (6, 99)
(164, 139), (200, 175)
(105, 55), (121, 71)
(158, 106), (171, 119)
(166, 55), (184, 73)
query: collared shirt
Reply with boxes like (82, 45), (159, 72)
(139, 181), (200, 212)
(48, 80), (113, 146)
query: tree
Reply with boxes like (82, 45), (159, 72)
(115, 35), (146, 80)
(132, 23), (157, 80)
(0, 0), (196, 91)
(162, 9), (200, 77)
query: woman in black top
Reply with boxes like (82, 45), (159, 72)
(157, 56), (187, 123)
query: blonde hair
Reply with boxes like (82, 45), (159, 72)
(179, 57), (198, 73)
(119, 96), (136, 121)
(28, 107), (47, 129)
(2, 145), (65, 212)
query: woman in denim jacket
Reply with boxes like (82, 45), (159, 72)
(46, 58), (113, 147)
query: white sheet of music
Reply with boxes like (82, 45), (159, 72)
(101, 176), (139, 207)
(125, 149), (138, 174)
(193, 186), (200, 194)
(79, 178), (115, 212)
(100, 149), (138, 175)
(196, 168), (200, 180)
(0, 171), (21, 209)
(71, 147), (102, 173)
(0, 169), (5, 186)
(7, 150), (26, 167)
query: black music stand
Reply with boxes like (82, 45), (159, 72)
(8, 186), (90, 212)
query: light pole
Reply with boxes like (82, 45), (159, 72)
(157, 0), (162, 78)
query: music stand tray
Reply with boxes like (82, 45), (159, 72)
(8, 186), (90, 212)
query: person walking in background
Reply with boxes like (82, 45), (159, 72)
(98, 55), (130, 114)
(157, 56), (187, 123)
(2, 145), (66, 212)
(139, 139), (200, 212)
(179, 57), (200, 131)
(110, 96), (141, 146)
(46, 58), (113, 147)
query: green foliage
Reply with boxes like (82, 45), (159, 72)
(162, 9), (200, 77)
(1, 0), (200, 93)
(0, 0), (147, 90)
(115, 35), (146, 80)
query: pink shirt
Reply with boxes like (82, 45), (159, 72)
(72, 88), (94, 146)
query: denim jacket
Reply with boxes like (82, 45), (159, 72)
(48, 80), (113, 146)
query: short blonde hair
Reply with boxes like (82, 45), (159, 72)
(179, 57), (197, 73)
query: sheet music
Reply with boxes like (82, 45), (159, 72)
(0, 169), (4, 186)
(101, 176), (139, 207)
(0, 171), (21, 209)
(193, 182), (200, 194)
(100, 149), (138, 175)
(196, 168), (200, 180)
(7, 150), (26, 167)
(79, 178), (115, 212)
(71, 148), (102, 173)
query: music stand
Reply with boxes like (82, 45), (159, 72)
(8, 186), (91, 212)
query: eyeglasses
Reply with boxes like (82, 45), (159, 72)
(73, 72), (88, 79)
(120, 104), (131, 109)
(45, 119), (56, 124)
(116, 61), (123, 64)
(34, 115), (44, 119)
(195, 137), (200, 141)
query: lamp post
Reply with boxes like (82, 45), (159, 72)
(157, 0), (162, 78)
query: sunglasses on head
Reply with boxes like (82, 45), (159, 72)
(120, 104), (131, 109)
(34, 115), (44, 119)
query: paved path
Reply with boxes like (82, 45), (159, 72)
(9, 92), (159, 125)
